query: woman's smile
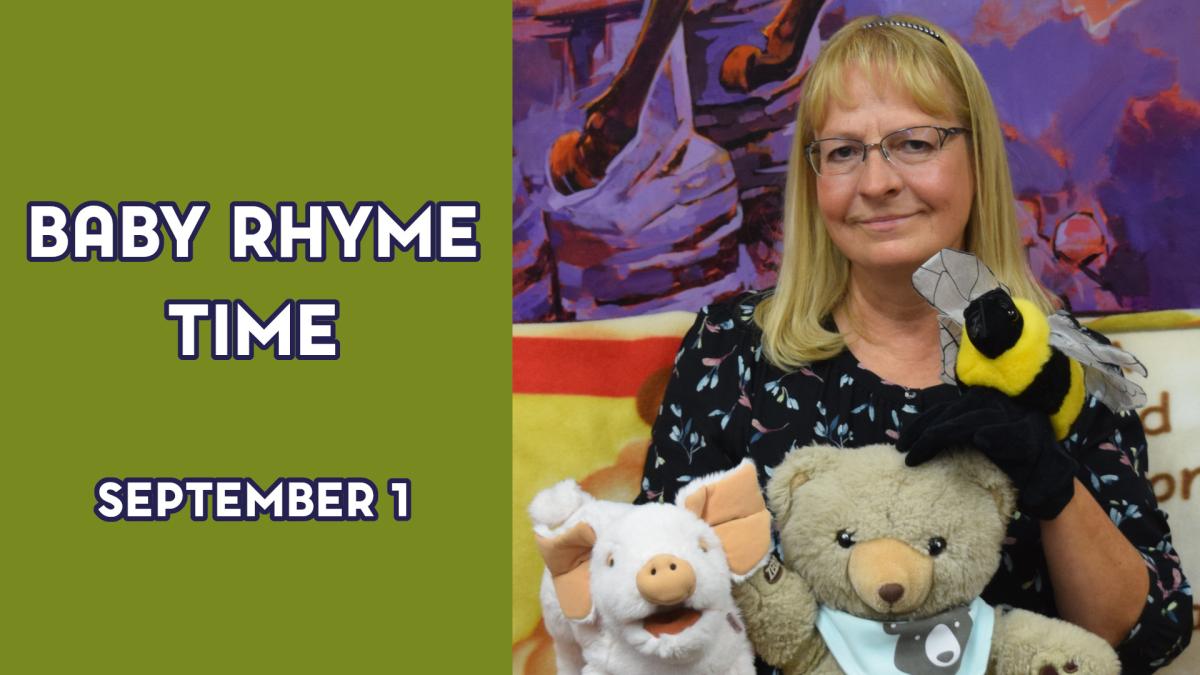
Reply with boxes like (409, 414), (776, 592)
(853, 211), (920, 230)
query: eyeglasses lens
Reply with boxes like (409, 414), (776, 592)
(809, 126), (950, 176)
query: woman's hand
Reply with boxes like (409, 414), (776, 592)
(897, 386), (1076, 520)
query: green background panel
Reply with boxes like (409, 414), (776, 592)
(2, 2), (511, 671)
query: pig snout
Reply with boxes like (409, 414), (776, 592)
(636, 554), (696, 606)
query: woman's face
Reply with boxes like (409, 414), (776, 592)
(814, 68), (974, 275)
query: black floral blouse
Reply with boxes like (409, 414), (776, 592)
(636, 291), (1191, 674)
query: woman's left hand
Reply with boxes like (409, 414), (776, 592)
(897, 386), (1076, 520)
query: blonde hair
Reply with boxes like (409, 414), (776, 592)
(756, 14), (1054, 370)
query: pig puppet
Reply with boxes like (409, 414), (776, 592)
(530, 459), (772, 675)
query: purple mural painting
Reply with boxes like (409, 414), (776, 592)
(513, 0), (1200, 322)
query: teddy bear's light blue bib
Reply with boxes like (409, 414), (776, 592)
(816, 596), (994, 675)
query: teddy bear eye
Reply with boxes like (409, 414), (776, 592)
(606, 553), (615, 567)
(928, 536), (947, 556)
(699, 539), (710, 553)
(836, 529), (856, 548)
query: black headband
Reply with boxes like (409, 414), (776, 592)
(861, 19), (946, 45)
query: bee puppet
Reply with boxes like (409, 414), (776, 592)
(911, 249), (1147, 440)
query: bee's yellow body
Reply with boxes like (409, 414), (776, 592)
(956, 297), (1085, 440)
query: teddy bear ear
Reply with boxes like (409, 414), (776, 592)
(765, 445), (830, 523)
(678, 460), (771, 580)
(954, 451), (1018, 525)
(535, 521), (596, 620)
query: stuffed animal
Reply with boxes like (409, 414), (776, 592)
(913, 248), (1147, 441)
(733, 444), (1120, 675)
(530, 459), (772, 675)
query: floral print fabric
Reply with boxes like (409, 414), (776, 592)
(636, 292), (1190, 673)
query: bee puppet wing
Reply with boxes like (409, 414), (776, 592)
(912, 248), (1004, 323)
(936, 315), (962, 385)
(913, 248), (1005, 384)
(1046, 312), (1149, 411)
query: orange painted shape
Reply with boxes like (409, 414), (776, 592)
(1063, 0), (1141, 27)
(513, 336), (682, 396)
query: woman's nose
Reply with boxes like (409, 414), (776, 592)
(856, 147), (903, 197)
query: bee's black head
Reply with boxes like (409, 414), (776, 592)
(964, 288), (1023, 358)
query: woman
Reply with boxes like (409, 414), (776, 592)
(636, 15), (1190, 673)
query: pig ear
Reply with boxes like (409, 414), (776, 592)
(535, 521), (596, 620)
(678, 459), (771, 581)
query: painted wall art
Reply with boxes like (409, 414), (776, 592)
(513, 0), (1200, 322)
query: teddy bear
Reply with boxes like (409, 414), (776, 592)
(733, 443), (1120, 675)
(529, 459), (773, 675)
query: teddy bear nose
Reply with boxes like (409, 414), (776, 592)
(636, 554), (696, 606)
(878, 583), (905, 604)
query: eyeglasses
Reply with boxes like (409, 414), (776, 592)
(805, 126), (970, 176)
